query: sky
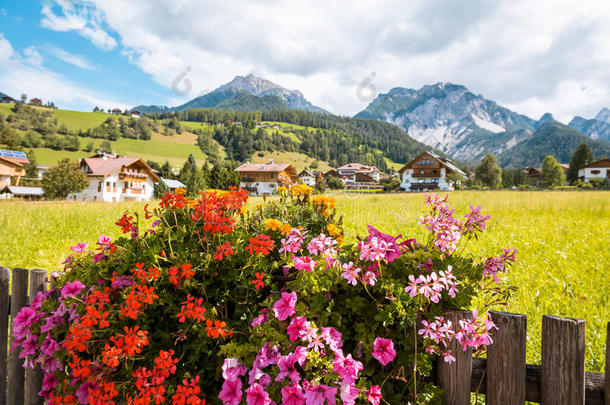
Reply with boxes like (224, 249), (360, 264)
(1, 0), (610, 122)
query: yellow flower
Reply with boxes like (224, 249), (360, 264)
(280, 223), (292, 235)
(264, 218), (282, 231)
(312, 195), (336, 215)
(175, 188), (187, 195)
(326, 224), (342, 237)
(255, 204), (264, 210)
(278, 186), (288, 193)
(290, 184), (313, 197)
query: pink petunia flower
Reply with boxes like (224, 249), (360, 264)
(219, 378), (242, 405)
(340, 383), (361, 405)
(281, 384), (306, 405)
(367, 385), (382, 405)
(245, 383), (272, 405)
(304, 385), (337, 405)
(60, 280), (85, 299)
(273, 291), (297, 321)
(371, 337), (396, 366)
(222, 358), (247, 380)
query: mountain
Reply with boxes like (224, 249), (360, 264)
(568, 108), (610, 142)
(497, 121), (610, 167)
(535, 112), (555, 129)
(0, 91), (10, 99)
(132, 74), (327, 114)
(355, 82), (537, 161)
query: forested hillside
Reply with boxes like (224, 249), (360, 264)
(160, 108), (430, 170)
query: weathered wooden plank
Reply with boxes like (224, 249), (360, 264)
(486, 311), (527, 405)
(7, 268), (29, 405)
(604, 322), (610, 405)
(470, 358), (605, 404)
(25, 269), (46, 405)
(541, 315), (586, 405)
(0, 267), (11, 405)
(437, 310), (473, 405)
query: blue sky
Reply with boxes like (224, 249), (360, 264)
(0, 1), (172, 110)
(1, 0), (610, 122)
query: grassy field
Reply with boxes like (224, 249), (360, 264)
(31, 134), (209, 168)
(0, 103), (217, 167)
(0, 191), (608, 371)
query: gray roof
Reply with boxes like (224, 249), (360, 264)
(1, 186), (44, 196)
(161, 178), (186, 189)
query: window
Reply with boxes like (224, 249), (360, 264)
(418, 158), (434, 166)
(591, 170), (600, 174)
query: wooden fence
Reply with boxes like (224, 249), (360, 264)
(0, 268), (608, 404)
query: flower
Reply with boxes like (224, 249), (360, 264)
(340, 262), (360, 286)
(273, 291), (297, 321)
(371, 337), (396, 366)
(281, 384), (306, 405)
(70, 242), (89, 253)
(245, 383), (272, 405)
(222, 357), (247, 380)
(340, 384), (360, 405)
(404, 274), (419, 297)
(367, 385), (382, 405)
(286, 317), (309, 341)
(304, 385), (337, 405)
(264, 218), (282, 231)
(219, 378), (243, 405)
(252, 272), (266, 290)
(293, 256), (317, 272)
(61, 280), (85, 299)
(326, 224), (342, 238)
(291, 184), (313, 197)
(362, 270), (377, 286)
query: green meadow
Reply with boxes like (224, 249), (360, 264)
(0, 191), (608, 371)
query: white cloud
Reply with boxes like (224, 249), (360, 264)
(34, 0), (610, 120)
(0, 35), (127, 110)
(47, 45), (98, 70)
(23, 46), (43, 66)
(40, 2), (117, 50)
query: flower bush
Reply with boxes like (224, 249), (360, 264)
(13, 187), (515, 404)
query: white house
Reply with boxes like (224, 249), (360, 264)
(578, 158), (610, 183)
(298, 170), (319, 187)
(235, 160), (297, 196)
(72, 154), (160, 202)
(336, 163), (382, 183)
(398, 151), (465, 191)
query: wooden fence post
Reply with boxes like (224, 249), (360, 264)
(437, 310), (473, 405)
(604, 322), (610, 405)
(486, 311), (527, 405)
(7, 268), (29, 405)
(0, 267), (10, 405)
(25, 269), (47, 405)
(541, 315), (585, 405)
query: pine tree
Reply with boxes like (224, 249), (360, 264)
(179, 154), (206, 196)
(567, 143), (594, 184)
(475, 153), (502, 188)
(541, 155), (566, 188)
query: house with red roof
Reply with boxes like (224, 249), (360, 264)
(72, 153), (160, 202)
(235, 159), (297, 196)
(0, 150), (30, 188)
